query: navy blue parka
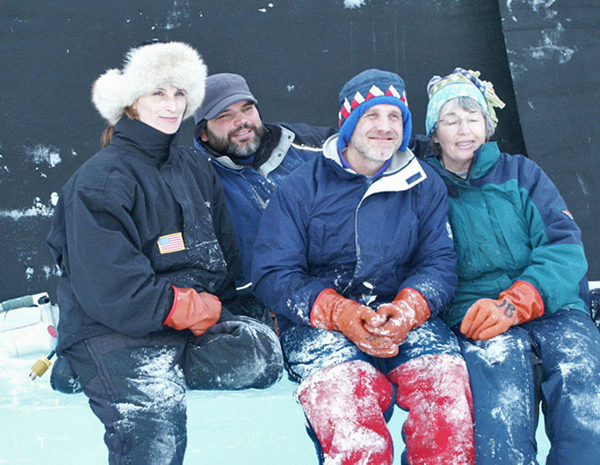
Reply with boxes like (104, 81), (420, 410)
(47, 118), (240, 352)
(194, 122), (335, 293)
(252, 134), (458, 333)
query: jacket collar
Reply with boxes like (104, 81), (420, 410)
(322, 134), (427, 193)
(469, 142), (501, 179)
(201, 124), (295, 176)
(111, 118), (178, 164)
(427, 141), (501, 183)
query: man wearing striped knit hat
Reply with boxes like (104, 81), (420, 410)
(252, 69), (476, 464)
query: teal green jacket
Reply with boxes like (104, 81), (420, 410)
(426, 142), (589, 328)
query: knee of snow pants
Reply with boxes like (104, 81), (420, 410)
(281, 317), (461, 382)
(526, 309), (600, 465)
(181, 308), (283, 390)
(454, 326), (540, 465)
(297, 360), (394, 465)
(280, 323), (370, 382)
(388, 353), (475, 465)
(64, 330), (188, 465)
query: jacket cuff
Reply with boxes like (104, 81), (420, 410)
(163, 286), (179, 325)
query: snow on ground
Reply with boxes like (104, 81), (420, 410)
(0, 350), (552, 464)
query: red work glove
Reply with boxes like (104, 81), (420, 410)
(461, 281), (544, 340)
(164, 286), (222, 337)
(311, 289), (398, 358)
(367, 288), (431, 346)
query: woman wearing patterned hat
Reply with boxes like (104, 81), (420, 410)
(425, 67), (600, 464)
(46, 41), (282, 464)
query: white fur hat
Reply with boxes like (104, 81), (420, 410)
(92, 41), (207, 125)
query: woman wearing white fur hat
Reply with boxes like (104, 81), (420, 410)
(46, 41), (283, 464)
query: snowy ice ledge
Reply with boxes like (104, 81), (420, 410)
(5, 283), (599, 464)
(0, 352), (555, 464)
(4, 283), (598, 463)
(10, 284), (597, 464)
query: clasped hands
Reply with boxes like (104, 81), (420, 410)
(311, 288), (430, 358)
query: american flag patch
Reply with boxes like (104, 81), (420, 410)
(157, 232), (185, 254)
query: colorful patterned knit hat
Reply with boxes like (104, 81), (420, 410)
(337, 69), (412, 152)
(425, 67), (505, 136)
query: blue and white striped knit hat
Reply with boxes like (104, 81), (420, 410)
(425, 68), (505, 136)
(337, 69), (412, 152)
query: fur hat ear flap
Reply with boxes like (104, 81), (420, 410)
(91, 42), (207, 126)
(92, 69), (128, 126)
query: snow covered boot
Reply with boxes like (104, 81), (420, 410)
(297, 360), (394, 465)
(388, 354), (475, 465)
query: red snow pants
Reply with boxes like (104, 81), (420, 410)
(390, 353), (475, 464)
(298, 356), (474, 464)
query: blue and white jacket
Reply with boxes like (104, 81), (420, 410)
(252, 134), (458, 332)
(195, 123), (335, 293)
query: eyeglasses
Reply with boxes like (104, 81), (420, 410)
(437, 114), (485, 129)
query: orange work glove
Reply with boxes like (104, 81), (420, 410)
(311, 289), (398, 358)
(367, 288), (431, 346)
(164, 286), (222, 337)
(461, 281), (544, 340)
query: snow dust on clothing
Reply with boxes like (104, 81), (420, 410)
(285, 322), (475, 464)
(64, 330), (189, 464)
(426, 142), (600, 463)
(63, 309), (283, 465)
(253, 134), (474, 464)
(47, 118), (283, 464)
(454, 310), (600, 464)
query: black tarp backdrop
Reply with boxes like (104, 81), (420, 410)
(498, 0), (600, 279)
(0, 0), (597, 303)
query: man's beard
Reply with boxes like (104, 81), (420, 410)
(349, 129), (401, 164)
(205, 123), (265, 159)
